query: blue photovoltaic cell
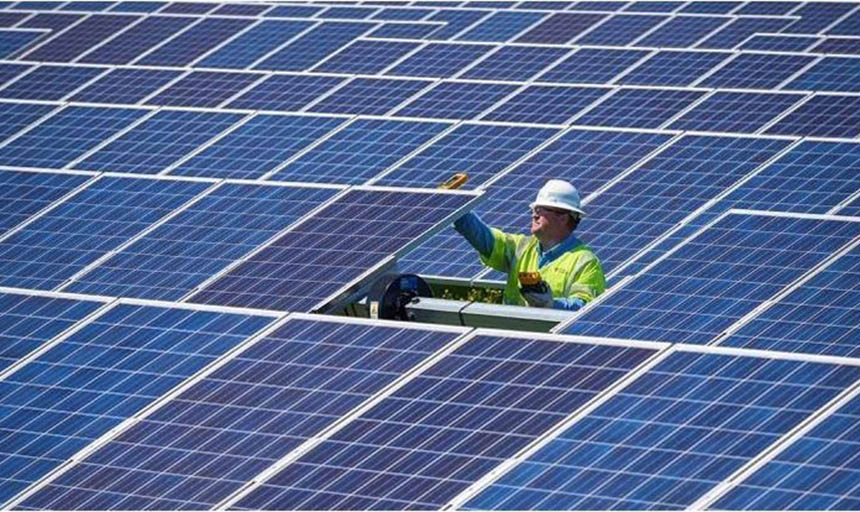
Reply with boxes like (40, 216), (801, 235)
(679, 1), (741, 13)
(77, 110), (245, 175)
(60, 2), (115, 11)
(254, 22), (374, 71)
(170, 114), (346, 180)
(19, 13), (83, 32)
(637, 16), (728, 48)
(394, 81), (518, 120)
(575, 88), (704, 129)
(573, 1), (627, 10)
(237, 335), (658, 510)
(0, 63), (31, 88)
(387, 42), (494, 78)
(483, 85), (609, 125)
(192, 189), (476, 312)
(461, 46), (570, 81)
(0, 101), (55, 143)
(0, 176), (208, 290)
(830, 10), (860, 36)
(160, 2), (217, 14)
(0, 65), (104, 101)
(0, 28), (44, 58)
(702, 53), (816, 89)
(619, 50), (729, 87)
(0, 13), (29, 27)
(78, 15), (195, 65)
(698, 17), (793, 49)
(145, 71), (262, 108)
(109, 1), (166, 13)
(784, 2), (854, 34)
(369, 22), (443, 39)
(136, 17), (255, 67)
(575, 14), (667, 46)
(457, 11), (546, 42)
(518, 1), (573, 8)
(68, 68), (182, 105)
(0, 293), (103, 373)
(721, 245), (860, 358)
(468, 350), (860, 510)
(0, 105), (147, 169)
(735, 1), (798, 15)
(788, 57), (860, 92)
(265, 5), (323, 18)
(0, 303), (273, 506)
(11, 1), (60, 8)
(310, 78), (433, 117)
(815, 37), (860, 55)
(271, 119), (450, 185)
(0, 170), (90, 237)
(372, 7), (433, 21)
(714, 390), (860, 510)
(516, 12), (606, 44)
(67, 184), (340, 300)
(317, 6), (377, 19)
(766, 94), (860, 138)
(212, 3), (270, 16)
(20, 318), (464, 510)
(197, 20), (315, 70)
(376, 124), (558, 189)
(540, 48), (649, 84)
(425, 10), (487, 40)
(401, 130), (671, 278)
(313, 40), (421, 74)
(227, 74), (345, 112)
(23, 14), (138, 62)
(564, 212), (860, 343)
(622, 1), (683, 12)
(463, 1), (515, 7)
(740, 34), (820, 52)
(668, 92), (805, 134)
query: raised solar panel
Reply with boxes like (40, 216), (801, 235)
(196, 20), (314, 70)
(0, 101), (56, 142)
(483, 85), (609, 125)
(457, 11), (546, 42)
(22, 14), (139, 62)
(424, 10), (487, 40)
(170, 114), (347, 180)
(766, 94), (860, 138)
(740, 34), (820, 52)
(563, 211), (860, 343)
(667, 92), (805, 134)
(0, 302), (275, 507)
(68, 68), (182, 105)
(254, 22), (375, 71)
(787, 57), (860, 92)
(575, 14), (667, 46)
(374, 123), (558, 189)
(65, 183), (341, 300)
(77, 15), (196, 65)
(540, 48), (649, 84)
(227, 74), (344, 112)
(0, 105), (147, 169)
(0, 64), (103, 101)
(712, 388), (860, 510)
(270, 118), (450, 185)
(0, 28), (45, 57)
(309, 78), (433, 117)
(234, 332), (661, 510)
(637, 16), (729, 48)
(19, 316), (467, 510)
(135, 17), (255, 67)
(698, 17), (794, 49)
(0, 291), (105, 373)
(76, 110), (245, 174)
(191, 188), (480, 312)
(467, 348), (860, 510)
(815, 37), (860, 55)
(702, 53), (816, 90)
(0, 170), (90, 237)
(401, 129), (672, 279)
(145, 71), (262, 108)
(0, 175), (208, 290)
(386, 42), (494, 78)
(574, 88), (704, 129)
(618, 50), (730, 87)
(461, 46), (570, 81)
(515, 12), (606, 44)
(394, 81), (518, 120)
(313, 39), (420, 74)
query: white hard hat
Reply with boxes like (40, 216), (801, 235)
(530, 179), (586, 217)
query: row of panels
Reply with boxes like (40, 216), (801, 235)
(0, 295), (858, 509)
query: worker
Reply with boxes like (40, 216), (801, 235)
(455, 179), (604, 311)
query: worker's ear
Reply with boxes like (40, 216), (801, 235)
(569, 214), (581, 232)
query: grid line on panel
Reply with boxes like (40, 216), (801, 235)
(787, 56), (860, 93)
(145, 71), (265, 109)
(393, 81), (520, 121)
(539, 48), (651, 85)
(0, 27), (46, 58)
(312, 39), (421, 75)
(78, 15), (196, 65)
(573, 88), (705, 129)
(185, 18), (264, 69)
(386, 42), (495, 78)
(254, 21), (376, 72)
(700, 53), (817, 90)
(0, 101), (58, 145)
(481, 85), (611, 125)
(456, 10), (547, 43)
(198, 19), (316, 70)
(0, 64), (105, 101)
(766, 94), (860, 139)
(226, 73), (345, 113)
(667, 91), (807, 134)
(739, 34), (821, 53)
(23, 14), (139, 62)
(134, 17), (256, 67)
(637, 15), (731, 48)
(68, 68), (183, 106)
(309, 77), (435, 117)
(460, 45), (572, 82)
(0, 169), (91, 238)
(697, 16), (794, 50)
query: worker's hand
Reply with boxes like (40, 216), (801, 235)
(522, 281), (553, 308)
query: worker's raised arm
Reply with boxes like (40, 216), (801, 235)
(454, 211), (494, 257)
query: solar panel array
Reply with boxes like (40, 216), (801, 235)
(0, 0), (859, 510)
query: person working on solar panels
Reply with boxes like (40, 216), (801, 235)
(455, 179), (605, 311)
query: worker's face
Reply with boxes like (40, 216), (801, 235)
(531, 206), (571, 238)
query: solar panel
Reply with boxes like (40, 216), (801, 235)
(618, 50), (730, 87)
(0, 105), (148, 169)
(317, 6), (377, 20)
(76, 15), (195, 65)
(160, 2), (217, 15)
(739, 34), (820, 52)
(0, 28), (45, 58)
(0, 169), (90, 237)
(145, 71), (263, 108)
(18, 13), (83, 32)
(368, 21), (443, 39)
(372, 7), (434, 21)
(784, 2), (855, 34)
(518, 1), (574, 8)
(0, 64), (104, 101)
(482, 85), (609, 125)
(196, 20), (315, 70)
(829, 10), (860, 35)
(0, 301), (275, 507)
(265, 5), (322, 18)
(170, 114), (346, 180)
(680, 1), (741, 14)
(515, 12), (606, 44)
(394, 81), (519, 120)
(0, 13), (30, 27)
(766, 94), (860, 138)
(190, 187), (480, 312)
(12, 1), (63, 9)
(735, 1), (799, 15)
(212, 3), (270, 16)
(667, 92), (805, 134)
(234, 332), (661, 510)
(460, 46), (570, 81)
(814, 37), (860, 55)
(271, 118), (450, 185)
(0, 101), (56, 143)
(227, 74), (345, 112)
(636, 16), (729, 48)
(22, 14), (139, 62)
(135, 17), (255, 67)
(575, 14), (667, 46)
(76, 110), (246, 174)
(386, 42), (494, 78)
(701, 53), (816, 90)
(787, 57), (860, 92)
(253, 21), (375, 71)
(698, 17), (794, 49)
(68, 68), (182, 105)
(374, 123), (558, 189)
(712, 386), (860, 510)
(563, 211), (860, 343)
(466, 347), (860, 510)
(573, 1), (627, 11)
(457, 11), (546, 42)
(424, 10), (487, 40)
(19, 316), (467, 510)
(65, 183), (341, 301)
(540, 48), (649, 84)
(309, 78), (433, 116)
(622, 1), (682, 13)
(574, 88), (704, 129)
(108, 1), (165, 13)
(60, 2), (116, 12)
(312, 39), (420, 74)
(0, 291), (105, 373)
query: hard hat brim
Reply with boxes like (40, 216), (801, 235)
(530, 200), (586, 217)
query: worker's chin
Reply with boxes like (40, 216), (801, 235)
(531, 223), (542, 235)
